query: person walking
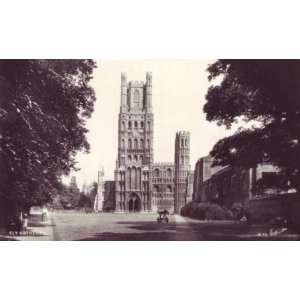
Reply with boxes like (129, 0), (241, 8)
(41, 206), (48, 222)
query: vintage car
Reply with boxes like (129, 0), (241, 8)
(157, 210), (169, 223)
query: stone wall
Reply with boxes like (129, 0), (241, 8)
(192, 156), (281, 207)
(245, 193), (300, 223)
(193, 165), (251, 206)
(192, 156), (225, 202)
(190, 154), (300, 223)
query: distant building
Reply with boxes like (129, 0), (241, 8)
(94, 168), (105, 212)
(68, 176), (80, 207)
(81, 181), (87, 195)
(114, 72), (193, 213)
(192, 155), (286, 206)
(103, 181), (115, 212)
(192, 156), (225, 202)
(69, 176), (80, 194)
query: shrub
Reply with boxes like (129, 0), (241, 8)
(231, 202), (244, 220)
(181, 201), (234, 220)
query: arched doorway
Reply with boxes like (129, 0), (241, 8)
(128, 193), (141, 212)
(128, 198), (134, 212)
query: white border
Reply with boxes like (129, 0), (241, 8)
(1, 0), (299, 58)
(1, 1), (300, 300)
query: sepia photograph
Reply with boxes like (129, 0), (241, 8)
(1, 59), (300, 241)
(2, 2), (300, 300)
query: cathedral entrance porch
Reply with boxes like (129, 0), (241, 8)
(128, 193), (141, 212)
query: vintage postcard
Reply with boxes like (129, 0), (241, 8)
(1, 59), (299, 241)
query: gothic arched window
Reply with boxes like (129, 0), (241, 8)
(133, 89), (140, 108)
(167, 185), (172, 193)
(134, 139), (138, 149)
(154, 185), (159, 193)
(154, 168), (160, 177)
(167, 168), (172, 178)
(128, 121), (132, 129)
(140, 139), (144, 148)
(121, 139), (125, 149)
(127, 167), (131, 189)
(137, 168), (141, 189)
(128, 139), (132, 149)
(132, 167), (137, 189)
(121, 121), (125, 131)
(134, 121), (138, 128)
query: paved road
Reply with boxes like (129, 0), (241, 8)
(50, 212), (200, 241)
(47, 212), (273, 241)
(5, 211), (299, 241)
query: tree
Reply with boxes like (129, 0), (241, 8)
(0, 60), (96, 223)
(204, 60), (300, 192)
(55, 182), (80, 209)
(77, 193), (92, 209)
(89, 181), (98, 199)
(77, 182), (97, 209)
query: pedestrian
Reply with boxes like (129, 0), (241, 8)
(22, 213), (28, 231)
(41, 205), (48, 222)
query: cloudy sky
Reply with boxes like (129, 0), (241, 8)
(67, 59), (234, 188)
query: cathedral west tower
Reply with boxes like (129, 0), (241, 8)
(113, 72), (193, 214)
(114, 72), (153, 212)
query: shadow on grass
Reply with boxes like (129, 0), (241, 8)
(77, 221), (300, 241)
(28, 222), (55, 228)
(116, 221), (178, 232)
(77, 231), (193, 241)
(117, 220), (251, 235)
(76, 221), (249, 241)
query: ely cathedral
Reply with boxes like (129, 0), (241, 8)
(114, 72), (193, 213)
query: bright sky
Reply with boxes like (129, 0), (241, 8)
(67, 60), (233, 188)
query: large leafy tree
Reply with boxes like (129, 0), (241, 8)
(204, 60), (300, 192)
(0, 60), (96, 220)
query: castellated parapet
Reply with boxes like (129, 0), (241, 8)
(153, 162), (174, 166)
(129, 81), (144, 87)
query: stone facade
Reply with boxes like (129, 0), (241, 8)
(152, 163), (175, 212)
(174, 132), (192, 213)
(114, 72), (153, 212)
(192, 155), (282, 206)
(192, 156), (224, 202)
(114, 73), (193, 213)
